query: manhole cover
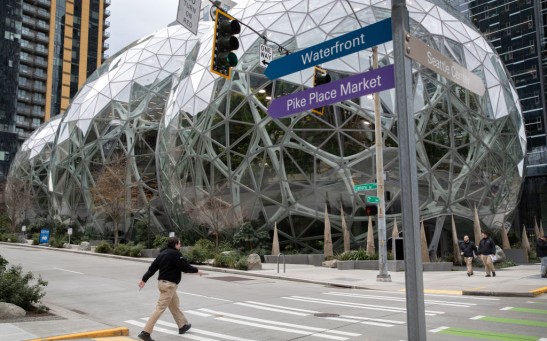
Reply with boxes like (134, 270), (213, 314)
(314, 313), (340, 318)
(209, 276), (254, 282)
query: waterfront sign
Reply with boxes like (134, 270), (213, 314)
(354, 183), (377, 192)
(405, 33), (485, 96)
(268, 64), (395, 118)
(264, 18), (392, 80)
(177, 0), (202, 35)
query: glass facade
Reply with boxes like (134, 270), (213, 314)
(9, 0), (527, 253)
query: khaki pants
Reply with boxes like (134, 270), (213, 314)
(464, 257), (474, 274)
(480, 255), (495, 275)
(144, 280), (188, 333)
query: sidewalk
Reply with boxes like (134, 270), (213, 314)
(1, 242), (546, 340)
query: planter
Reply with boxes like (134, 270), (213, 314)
(337, 260), (355, 270)
(423, 262), (452, 271)
(388, 260), (405, 272)
(354, 260), (380, 270)
(264, 254), (324, 265)
(140, 248), (160, 258)
(503, 249), (528, 264)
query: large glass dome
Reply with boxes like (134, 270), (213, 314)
(8, 0), (525, 252)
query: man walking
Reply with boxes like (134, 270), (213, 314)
(137, 237), (203, 341)
(478, 231), (496, 277)
(537, 235), (547, 278)
(460, 235), (478, 276)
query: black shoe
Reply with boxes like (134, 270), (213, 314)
(179, 324), (191, 334)
(492, 272), (496, 277)
(138, 331), (154, 341)
(470, 272), (474, 276)
(485, 275), (491, 277)
(541, 274), (546, 278)
(467, 272), (471, 277)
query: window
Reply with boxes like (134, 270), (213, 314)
(32, 118), (41, 127)
(0, 151), (10, 162)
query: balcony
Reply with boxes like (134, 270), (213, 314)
(33, 85), (46, 93)
(36, 21), (50, 32)
(20, 41), (36, 52)
(36, 0), (51, 9)
(35, 47), (49, 56)
(33, 72), (47, 80)
(104, 9), (111, 17)
(22, 3), (37, 15)
(22, 16), (37, 27)
(17, 94), (32, 103)
(105, 0), (111, 6)
(103, 31), (110, 39)
(36, 34), (48, 43)
(18, 82), (33, 91)
(104, 20), (110, 28)
(36, 9), (50, 19)
(35, 59), (48, 67)
(103, 42), (110, 51)
(21, 29), (35, 39)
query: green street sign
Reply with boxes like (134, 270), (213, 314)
(366, 196), (380, 203)
(354, 183), (378, 192)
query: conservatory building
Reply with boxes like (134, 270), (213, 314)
(9, 0), (526, 255)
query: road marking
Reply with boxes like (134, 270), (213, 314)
(199, 308), (361, 338)
(433, 327), (539, 341)
(53, 267), (84, 274)
(423, 289), (462, 295)
(325, 317), (394, 327)
(363, 290), (499, 300)
(153, 319), (256, 341)
(500, 307), (513, 311)
(507, 307), (547, 315)
(474, 316), (547, 328)
(245, 301), (317, 313)
(429, 326), (450, 333)
(283, 295), (444, 316)
(178, 291), (233, 302)
(125, 320), (217, 341)
(325, 292), (476, 307)
(470, 315), (485, 320)
(186, 310), (213, 317)
(235, 302), (308, 316)
(339, 314), (405, 325)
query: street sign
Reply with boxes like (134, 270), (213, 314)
(264, 18), (392, 80)
(177, 0), (202, 36)
(259, 43), (273, 67)
(354, 183), (377, 192)
(39, 228), (50, 244)
(367, 196), (380, 203)
(268, 64), (395, 118)
(404, 33), (485, 96)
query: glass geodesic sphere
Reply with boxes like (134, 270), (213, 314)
(157, 0), (525, 249)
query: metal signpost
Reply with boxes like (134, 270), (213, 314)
(392, 0), (426, 339)
(404, 34), (485, 96)
(177, 0), (202, 35)
(264, 18), (392, 79)
(268, 64), (395, 118)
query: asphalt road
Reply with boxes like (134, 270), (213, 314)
(1, 245), (547, 341)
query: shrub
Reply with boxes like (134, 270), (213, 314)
(95, 241), (112, 254)
(232, 222), (270, 253)
(234, 255), (248, 270)
(184, 239), (216, 264)
(129, 244), (144, 257)
(153, 235), (169, 249)
(0, 255), (48, 311)
(336, 248), (378, 261)
(213, 252), (239, 268)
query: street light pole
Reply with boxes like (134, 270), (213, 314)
(373, 46), (390, 282)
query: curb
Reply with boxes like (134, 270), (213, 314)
(26, 327), (129, 341)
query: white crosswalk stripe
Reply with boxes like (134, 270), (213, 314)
(283, 295), (445, 316)
(324, 292), (477, 308)
(125, 319), (218, 341)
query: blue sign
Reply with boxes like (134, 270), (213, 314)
(264, 18), (392, 80)
(39, 229), (50, 244)
(268, 64), (395, 118)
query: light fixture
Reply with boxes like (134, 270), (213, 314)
(258, 89), (266, 93)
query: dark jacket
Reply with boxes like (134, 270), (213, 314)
(142, 247), (198, 284)
(478, 237), (496, 256)
(537, 238), (547, 258)
(460, 240), (477, 257)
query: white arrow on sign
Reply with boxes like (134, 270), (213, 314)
(259, 43), (273, 67)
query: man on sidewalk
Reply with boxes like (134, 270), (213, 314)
(460, 235), (478, 276)
(137, 237), (203, 341)
(537, 235), (547, 278)
(478, 231), (496, 277)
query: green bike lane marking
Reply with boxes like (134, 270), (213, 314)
(476, 315), (547, 328)
(434, 327), (539, 341)
(507, 307), (547, 315)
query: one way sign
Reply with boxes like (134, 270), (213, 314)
(259, 43), (272, 67)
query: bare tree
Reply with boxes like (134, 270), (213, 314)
(4, 176), (34, 232)
(90, 157), (139, 245)
(184, 188), (244, 250)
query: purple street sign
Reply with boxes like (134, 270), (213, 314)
(268, 64), (395, 119)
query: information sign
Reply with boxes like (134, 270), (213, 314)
(354, 183), (377, 192)
(367, 196), (380, 204)
(259, 44), (273, 67)
(177, 0), (202, 36)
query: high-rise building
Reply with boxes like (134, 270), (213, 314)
(447, 0), (547, 228)
(0, 0), (110, 177)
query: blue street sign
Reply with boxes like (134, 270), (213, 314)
(264, 18), (392, 80)
(268, 64), (395, 118)
(39, 228), (50, 244)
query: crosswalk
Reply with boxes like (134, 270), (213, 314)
(124, 290), (497, 340)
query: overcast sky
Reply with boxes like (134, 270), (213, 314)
(107, 0), (179, 56)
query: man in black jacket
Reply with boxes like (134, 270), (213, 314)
(460, 235), (478, 277)
(137, 237), (203, 341)
(478, 231), (496, 277)
(537, 235), (547, 278)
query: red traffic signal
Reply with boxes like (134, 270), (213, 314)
(364, 205), (378, 216)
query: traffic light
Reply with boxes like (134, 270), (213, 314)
(312, 66), (331, 115)
(313, 66), (331, 86)
(211, 9), (241, 79)
(364, 205), (378, 216)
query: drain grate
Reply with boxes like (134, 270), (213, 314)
(314, 313), (340, 318)
(209, 276), (254, 282)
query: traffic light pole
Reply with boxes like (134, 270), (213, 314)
(373, 46), (390, 282)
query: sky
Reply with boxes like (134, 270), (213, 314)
(107, 0), (179, 56)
